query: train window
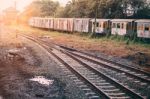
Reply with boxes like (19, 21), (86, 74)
(96, 22), (99, 27)
(117, 23), (120, 28)
(93, 22), (95, 25)
(113, 23), (116, 28)
(145, 26), (149, 31)
(93, 22), (99, 27)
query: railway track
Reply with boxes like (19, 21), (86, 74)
(22, 35), (150, 99)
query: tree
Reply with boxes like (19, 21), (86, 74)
(21, 0), (150, 19)
(21, 0), (60, 17)
(22, 0), (43, 17)
(135, 5), (150, 18)
(40, 0), (59, 17)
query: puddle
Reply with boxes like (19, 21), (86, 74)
(29, 76), (54, 86)
(8, 47), (26, 53)
(8, 49), (20, 53)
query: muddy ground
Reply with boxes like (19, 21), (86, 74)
(0, 27), (86, 99)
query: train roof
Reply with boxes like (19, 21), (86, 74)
(135, 19), (150, 22)
(91, 19), (110, 22)
(111, 19), (135, 22)
(74, 18), (91, 20)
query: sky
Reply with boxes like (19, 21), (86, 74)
(0, 0), (70, 12)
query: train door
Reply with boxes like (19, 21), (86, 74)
(112, 22), (116, 35)
(127, 22), (132, 34)
(99, 22), (102, 33)
(77, 19), (82, 32)
(82, 19), (89, 33)
(116, 23), (120, 35)
(92, 21), (99, 33)
(106, 21), (111, 34)
(120, 22), (126, 35)
(89, 20), (92, 33)
(112, 22), (119, 35)
(144, 23), (150, 38)
(49, 19), (51, 29)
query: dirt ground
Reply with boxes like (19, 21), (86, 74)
(0, 28), (63, 99)
(18, 26), (150, 72)
(0, 26), (86, 99)
(54, 37), (150, 72)
(1, 24), (149, 99)
(9, 25), (150, 72)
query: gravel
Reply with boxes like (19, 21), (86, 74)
(22, 37), (88, 99)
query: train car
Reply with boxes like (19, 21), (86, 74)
(54, 18), (74, 32)
(111, 19), (136, 36)
(39, 18), (42, 28)
(74, 18), (91, 33)
(40, 18), (45, 28)
(135, 20), (150, 38)
(30, 17), (37, 27)
(53, 18), (60, 30)
(58, 18), (68, 31)
(34, 17), (39, 27)
(91, 19), (110, 34)
(28, 17), (150, 39)
(42, 18), (48, 28)
(48, 18), (54, 29)
(67, 18), (74, 32)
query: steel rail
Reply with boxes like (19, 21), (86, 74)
(59, 45), (150, 77)
(22, 35), (146, 99)
(22, 35), (111, 99)
(62, 50), (144, 99)
(66, 51), (150, 84)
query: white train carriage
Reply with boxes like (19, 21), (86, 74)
(40, 18), (46, 28)
(53, 18), (59, 30)
(35, 17), (41, 28)
(30, 17), (38, 27)
(135, 20), (150, 38)
(58, 18), (68, 31)
(48, 18), (54, 29)
(91, 19), (110, 34)
(38, 18), (53, 29)
(74, 18), (91, 33)
(53, 18), (74, 32)
(66, 18), (74, 32)
(43, 18), (49, 28)
(111, 19), (135, 36)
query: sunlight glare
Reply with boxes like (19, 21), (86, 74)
(0, 0), (33, 12)
(0, 0), (70, 12)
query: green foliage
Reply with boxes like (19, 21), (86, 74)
(59, 0), (149, 19)
(134, 5), (150, 19)
(22, 0), (59, 17)
(40, 0), (59, 17)
(22, 0), (150, 19)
